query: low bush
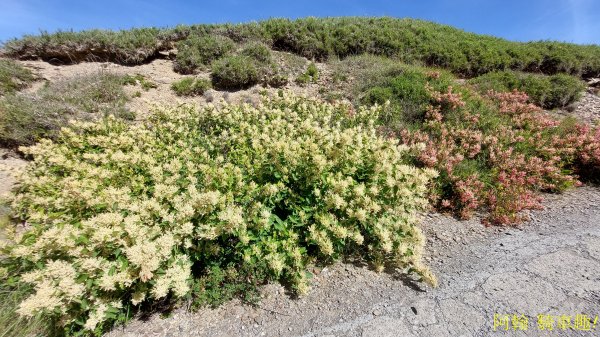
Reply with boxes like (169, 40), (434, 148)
(211, 55), (258, 89)
(2, 93), (436, 335)
(171, 77), (212, 96)
(469, 71), (586, 109)
(557, 120), (600, 183)
(239, 44), (287, 87)
(0, 73), (134, 146)
(0, 59), (35, 96)
(240, 42), (272, 63)
(121, 74), (157, 91)
(296, 62), (319, 86)
(174, 35), (236, 74)
(360, 67), (455, 126)
(329, 55), (404, 93)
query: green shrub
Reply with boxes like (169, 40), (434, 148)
(238, 43), (286, 87)
(0, 59), (35, 96)
(211, 55), (259, 89)
(174, 35), (236, 74)
(171, 77), (212, 96)
(359, 66), (455, 126)
(296, 62), (319, 86)
(469, 71), (586, 109)
(2, 93), (436, 334)
(306, 62), (319, 80)
(329, 55), (403, 93)
(240, 42), (272, 63)
(121, 74), (157, 91)
(0, 73), (134, 146)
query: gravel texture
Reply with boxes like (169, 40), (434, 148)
(554, 92), (600, 124)
(106, 186), (600, 337)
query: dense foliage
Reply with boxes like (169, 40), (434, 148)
(4, 18), (600, 77)
(173, 35), (236, 74)
(2, 94), (436, 334)
(211, 44), (281, 89)
(359, 65), (455, 126)
(389, 76), (600, 224)
(469, 71), (586, 109)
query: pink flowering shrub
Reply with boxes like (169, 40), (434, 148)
(400, 85), (598, 225)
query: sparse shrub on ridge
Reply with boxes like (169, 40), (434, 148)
(171, 77), (212, 96)
(3, 28), (167, 65)
(469, 71), (586, 109)
(210, 44), (281, 90)
(1, 93), (436, 335)
(174, 35), (236, 74)
(5, 18), (600, 78)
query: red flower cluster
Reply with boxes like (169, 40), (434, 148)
(401, 86), (599, 225)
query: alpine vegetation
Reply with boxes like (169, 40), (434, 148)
(3, 93), (436, 334)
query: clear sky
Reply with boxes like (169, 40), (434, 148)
(1, 0), (599, 45)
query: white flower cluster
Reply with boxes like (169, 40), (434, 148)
(4, 92), (436, 332)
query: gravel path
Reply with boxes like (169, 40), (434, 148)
(554, 92), (600, 124)
(107, 186), (600, 337)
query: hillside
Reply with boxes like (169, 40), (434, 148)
(0, 17), (600, 337)
(3, 17), (600, 77)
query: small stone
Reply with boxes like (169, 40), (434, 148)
(373, 309), (382, 316)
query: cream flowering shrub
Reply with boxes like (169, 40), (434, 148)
(3, 92), (436, 334)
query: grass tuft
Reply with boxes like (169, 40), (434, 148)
(0, 60), (35, 96)
(171, 77), (212, 96)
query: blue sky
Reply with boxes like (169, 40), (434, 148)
(1, 0), (599, 45)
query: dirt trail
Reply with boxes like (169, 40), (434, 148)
(104, 186), (600, 337)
